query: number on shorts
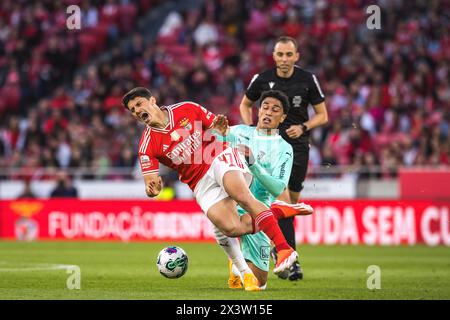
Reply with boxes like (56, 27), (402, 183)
(218, 151), (244, 169)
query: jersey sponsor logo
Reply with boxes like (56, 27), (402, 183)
(269, 81), (275, 89)
(166, 130), (202, 164)
(293, 95), (302, 107)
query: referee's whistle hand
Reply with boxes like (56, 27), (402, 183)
(285, 125), (303, 138)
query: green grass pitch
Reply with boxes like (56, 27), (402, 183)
(0, 241), (449, 300)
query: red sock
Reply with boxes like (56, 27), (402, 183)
(255, 210), (290, 252)
(251, 217), (258, 233)
(270, 207), (285, 220)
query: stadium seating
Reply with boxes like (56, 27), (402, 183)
(0, 0), (448, 194)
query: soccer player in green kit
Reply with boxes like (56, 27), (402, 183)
(213, 90), (313, 289)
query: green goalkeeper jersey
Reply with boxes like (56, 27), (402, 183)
(222, 125), (294, 212)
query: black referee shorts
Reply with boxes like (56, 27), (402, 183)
(288, 140), (310, 193)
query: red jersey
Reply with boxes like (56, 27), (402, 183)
(137, 101), (227, 190)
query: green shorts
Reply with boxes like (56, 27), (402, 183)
(238, 210), (271, 272)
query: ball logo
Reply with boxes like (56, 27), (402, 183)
(166, 256), (187, 271)
(165, 247), (178, 254)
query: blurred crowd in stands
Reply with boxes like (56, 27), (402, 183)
(1, 0), (449, 194)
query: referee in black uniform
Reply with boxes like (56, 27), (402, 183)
(239, 36), (328, 280)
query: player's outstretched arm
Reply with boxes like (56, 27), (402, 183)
(237, 144), (287, 197)
(143, 173), (163, 198)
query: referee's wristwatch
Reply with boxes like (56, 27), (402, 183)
(300, 123), (308, 132)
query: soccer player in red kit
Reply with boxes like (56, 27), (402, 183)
(122, 87), (302, 290)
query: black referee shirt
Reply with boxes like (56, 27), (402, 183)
(245, 65), (325, 145)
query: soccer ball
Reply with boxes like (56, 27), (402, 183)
(156, 246), (189, 279)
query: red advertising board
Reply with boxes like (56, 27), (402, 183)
(0, 200), (211, 242)
(399, 168), (450, 200)
(0, 200), (449, 245)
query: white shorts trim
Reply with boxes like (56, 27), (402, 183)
(193, 147), (253, 214)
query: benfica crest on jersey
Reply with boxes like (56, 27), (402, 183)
(179, 117), (192, 130)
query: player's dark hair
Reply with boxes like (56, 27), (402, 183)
(275, 36), (298, 52)
(259, 90), (290, 114)
(122, 87), (153, 109)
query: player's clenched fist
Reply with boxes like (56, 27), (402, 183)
(146, 176), (163, 197)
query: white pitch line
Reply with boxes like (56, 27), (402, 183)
(0, 262), (77, 272)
